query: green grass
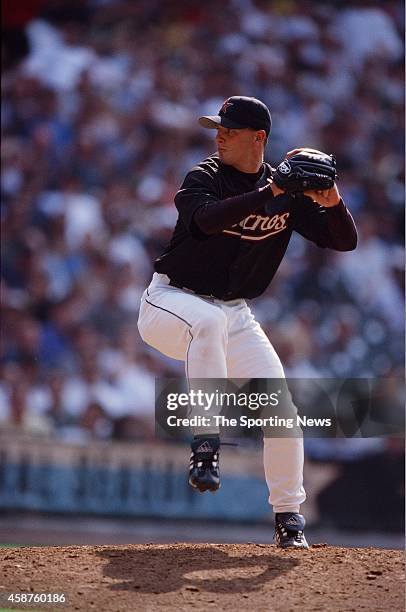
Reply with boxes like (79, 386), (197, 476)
(0, 543), (49, 548)
(0, 544), (33, 548)
(0, 609), (45, 612)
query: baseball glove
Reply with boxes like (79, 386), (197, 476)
(273, 149), (337, 194)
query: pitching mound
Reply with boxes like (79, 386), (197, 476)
(1, 543), (404, 611)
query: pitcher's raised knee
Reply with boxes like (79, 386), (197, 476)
(192, 309), (228, 343)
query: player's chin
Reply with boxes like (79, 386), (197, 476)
(218, 149), (231, 164)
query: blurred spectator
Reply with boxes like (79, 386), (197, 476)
(0, 0), (404, 442)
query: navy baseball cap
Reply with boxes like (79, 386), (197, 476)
(199, 96), (272, 136)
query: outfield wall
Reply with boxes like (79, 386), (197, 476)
(0, 434), (404, 532)
(0, 435), (269, 521)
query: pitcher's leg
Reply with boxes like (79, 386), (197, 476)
(138, 280), (227, 436)
(263, 437), (306, 513)
(226, 304), (306, 514)
(138, 283), (228, 377)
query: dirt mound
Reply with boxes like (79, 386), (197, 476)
(0, 543), (404, 611)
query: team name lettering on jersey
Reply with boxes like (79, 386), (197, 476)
(222, 212), (290, 241)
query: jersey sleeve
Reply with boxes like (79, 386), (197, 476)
(175, 166), (275, 239)
(293, 196), (357, 251)
(174, 169), (219, 240)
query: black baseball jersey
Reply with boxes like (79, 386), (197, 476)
(154, 154), (357, 300)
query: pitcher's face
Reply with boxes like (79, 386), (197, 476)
(215, 126), (261, 168)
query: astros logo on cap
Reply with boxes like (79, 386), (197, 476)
(220, 99), (233, 114)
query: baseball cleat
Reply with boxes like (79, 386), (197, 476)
(274, 512), (309, 549)
(189, 437), (221, 493)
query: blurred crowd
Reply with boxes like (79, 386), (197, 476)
(1, 0), (404, 444)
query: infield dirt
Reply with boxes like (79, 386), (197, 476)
(0, 543), (404, 611)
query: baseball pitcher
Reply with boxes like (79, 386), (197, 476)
(138, 96), (357, 548)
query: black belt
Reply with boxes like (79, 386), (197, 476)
(168, 278), (218, 300)
(168, 278), (191, 290)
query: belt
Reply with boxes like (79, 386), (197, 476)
(168, 278), (218, 300)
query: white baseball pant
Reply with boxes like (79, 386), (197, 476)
(138, 272), (306, 513)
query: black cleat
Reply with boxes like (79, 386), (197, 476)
(189, 437), (220, 493)
(274, 513), (309, 549)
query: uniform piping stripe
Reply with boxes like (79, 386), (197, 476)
(222, 227), (288, 240)
(145, 288), (194, 380)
